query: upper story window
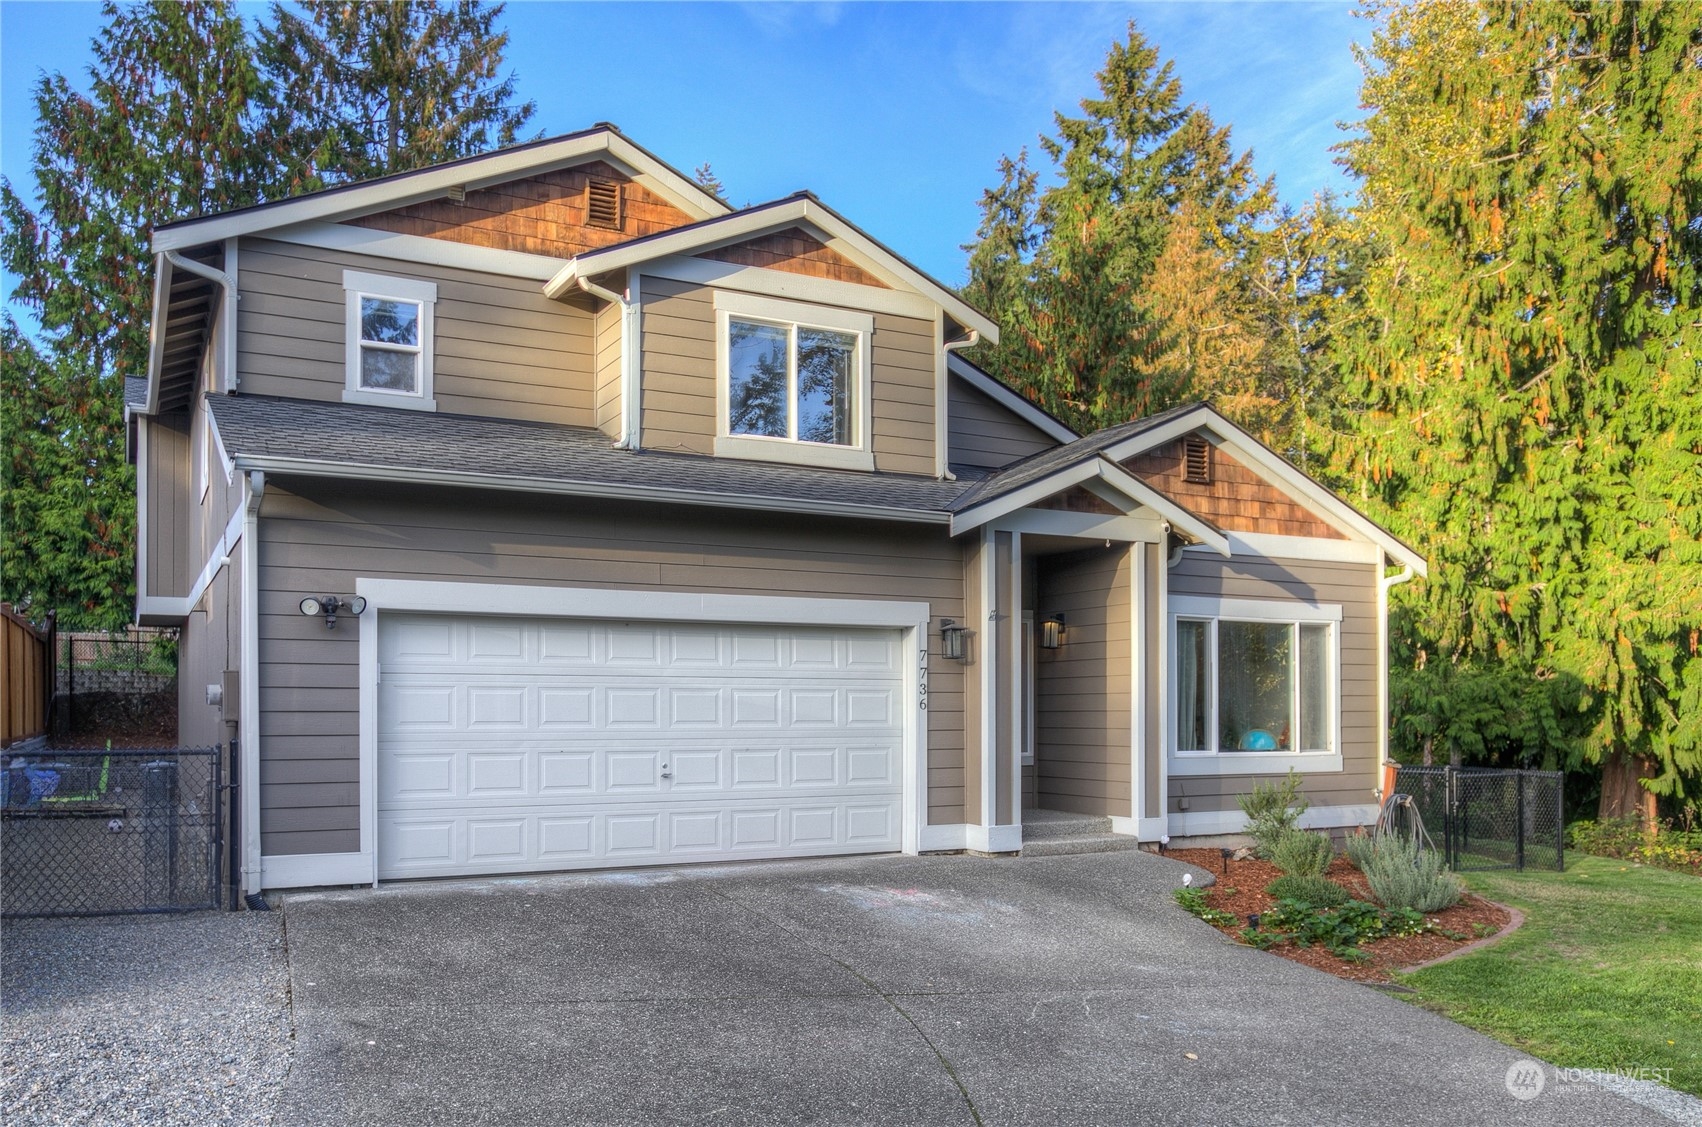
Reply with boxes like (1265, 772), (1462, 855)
(713, 291), (873, 471)
(343, 270), (437, 411)
(1168, 595), (1342, 776)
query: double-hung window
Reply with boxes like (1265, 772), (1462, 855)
(1169, 596), (1341, 775)
(343, 270), (438, 410)
(713, 291), (873, 471)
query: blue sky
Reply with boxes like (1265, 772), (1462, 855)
(1, 1), (1370, 305)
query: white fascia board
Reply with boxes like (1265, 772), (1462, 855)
(1214, 532), (1381, 565)
(1094, 459), (1230, 557)
(550, 198), (1000, 341)
(1099, 405), (1427, 576)
(945, 354), (1077, 444)
(986, 508), (1163, 542)
(949, 459), (1102, 534)
(228, 454), (952, 527)
(143, 253), (173, 414)
(268, 220), (568, 281)
(154, 132), (728, 253)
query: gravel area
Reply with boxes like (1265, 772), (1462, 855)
(2, 910), (293, 1126)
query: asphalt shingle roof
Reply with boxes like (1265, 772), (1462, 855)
(208, 394), (970, 515)
(124, 377), (149, 412)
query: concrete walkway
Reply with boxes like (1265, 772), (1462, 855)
(274, 849), (1676, 1126)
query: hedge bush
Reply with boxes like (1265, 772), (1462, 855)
(1238, 769), (1309, 858)
(1364, 835), (1463, 912)
(1271, 829), (1334, 877)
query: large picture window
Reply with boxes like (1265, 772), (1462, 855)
(714, 291), (873, 471)
(1170, 596), (1341, 774)
(343, 271), (437, 410)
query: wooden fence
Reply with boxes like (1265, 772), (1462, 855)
(2, 605), (55, 748)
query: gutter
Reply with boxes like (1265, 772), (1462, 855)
(163, 249), (239, 393)
(228, 453), (955, 527)
(576, 275), (642, 450)
(1376, 562), (1417, 798)
(936, 329), (981, 481)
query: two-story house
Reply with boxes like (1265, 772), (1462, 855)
(128, 125), (1425, 895)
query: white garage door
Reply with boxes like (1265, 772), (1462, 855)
(377, 613), (906, 879)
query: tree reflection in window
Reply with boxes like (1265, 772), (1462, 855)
(726, 317), (855, 446)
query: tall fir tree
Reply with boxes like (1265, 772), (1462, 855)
(1, 0), (275, 627)
(1336, 0), (1702, 820)
(259, 0), (537, 186)
(962, 23), (1274, 433)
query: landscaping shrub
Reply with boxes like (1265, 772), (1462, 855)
(1238, 768), (1309, 858)
(1569, 818), (1702, 875)
(1343, 828), (1379, 872)
(1364, 835), (1463, 912)
(1173, 885), (1238, 927)
(1265, 874), (1348, 907)
(1271, 829), (1334, 877)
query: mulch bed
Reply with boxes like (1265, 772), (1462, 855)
(1168, 847), (1513, 983)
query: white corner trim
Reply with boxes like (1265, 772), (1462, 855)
(1168, 803), (1380, 838)
(621, 272), (641, 448)
(969, 823), (1022, 853)
(261, 851), (376, 890)
(270, 220), (568, 281)
(918, 823), (967, 852)
(946, 353), (1078, 444)
(240, 471), (263, 896)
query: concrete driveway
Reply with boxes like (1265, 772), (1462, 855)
(274, 849), (1673, 1127)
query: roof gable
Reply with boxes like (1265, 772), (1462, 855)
(348, 160), (701, 259)
(1122, 436), (1345, 540)
(699, 227), (889, 289)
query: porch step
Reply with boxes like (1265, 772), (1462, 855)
(1021, 833), (1145, 858)
(1020, 808), (1112, 840)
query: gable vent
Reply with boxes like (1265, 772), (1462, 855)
(1183, 435), (1213, 484)
(585, 178), (624, 230)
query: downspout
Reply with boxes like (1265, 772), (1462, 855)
(1376, 561), (1416, 801)
(163, 250), (238, 394)
(577, 275), (640, 450)
(240, 470), (264, 896)
(938, 329), (980, 481)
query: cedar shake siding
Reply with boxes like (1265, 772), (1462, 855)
(637, 274), (938, 475)
(236, 238), (597, 425)
(1125, 436), (1345, 539)
(348, 161), (699, 258)
(946, 377), (1059, 471)
(698, 228), (890, 289)
(1165, 552), (1379, 813)
(255, 480), (969, 856)
(1034, 544), (1133, 818)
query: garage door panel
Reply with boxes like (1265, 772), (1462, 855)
(378, 613), (905, 879)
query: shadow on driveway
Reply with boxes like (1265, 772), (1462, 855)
(275, 849), (1671, 1127)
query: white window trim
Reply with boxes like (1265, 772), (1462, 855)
(1167, 595), (1343, 776)
(712, 290), (875, 472)
(342, 269), (438, 411)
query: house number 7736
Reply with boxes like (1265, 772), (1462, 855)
(918, 647), (929, 712)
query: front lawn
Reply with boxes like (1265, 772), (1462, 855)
(1397, 853), (1702, 1097)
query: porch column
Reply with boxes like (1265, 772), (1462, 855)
(970, 528), (1023, 851)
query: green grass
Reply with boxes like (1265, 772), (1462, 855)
(1397, 853), (1702, 1096)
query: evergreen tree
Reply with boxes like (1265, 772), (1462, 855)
(962, 23), (1274, 432)
(1, 0), (274, 627)
(259, 0), (537, 186)
(1336, 0), (1702, 821)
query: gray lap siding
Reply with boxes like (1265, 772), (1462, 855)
(255, 480), (968, 857)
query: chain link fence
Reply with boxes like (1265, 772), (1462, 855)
(56, 628), (178, 740)
(1394, 764), (1564, 872)
(1, 747), (222, 916)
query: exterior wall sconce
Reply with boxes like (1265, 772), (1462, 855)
(1040, 613), (1066, 650)
(939, 618), (970, 662)
(298, 595), (367, 629)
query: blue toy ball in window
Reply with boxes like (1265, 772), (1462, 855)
(1240, 729), (1278, 751)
